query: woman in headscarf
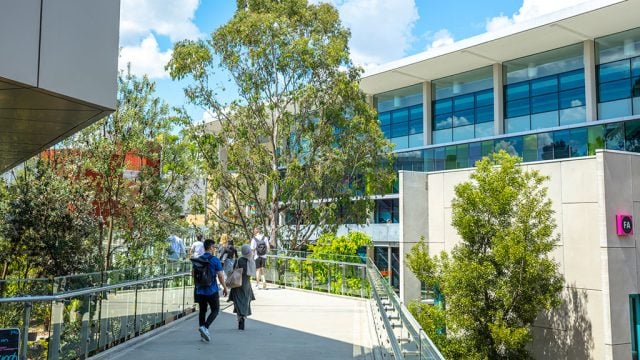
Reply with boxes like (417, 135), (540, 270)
(228, 244), (256, 330)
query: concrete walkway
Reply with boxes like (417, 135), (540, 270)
(93, 286), (376, 360)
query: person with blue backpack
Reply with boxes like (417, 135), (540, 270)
(190, 239), (227, 342)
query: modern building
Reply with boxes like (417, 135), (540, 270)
(358, 0), (640, 358)
(0, 0), (120, 173)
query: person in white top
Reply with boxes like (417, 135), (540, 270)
(190, 234), (205, 258)
(250, 227), (269, 289)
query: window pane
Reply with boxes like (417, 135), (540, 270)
(605, 122), (625, 150)
(633, 57), (640, 77)
(453, 109), (474, 127)
(559, 69), (585, 90)
(531, 76), (558, 96)
(434, 113), (453, 130)
(476, 105), (494, 123)
(506, 98), (530, 118)
(379, 112), (391, 126)
(599, 98), (632, 119)
(468, 142), (482, 167)
(409, 119), (423, 134)
(531, 111), (558, 130)
(633, 76), (640, 98)
(453, 125), (474, 142)
(454, 94), (475, 111)
(538, 132), (554, 160)
(434, 99), (452, 115)
(475, 122), (494, 138)
(409, 133), (423, 148)
(476, 89), (494, 107)
(424, 148), (434, 172)
(569, 127), (588, 157)
(391, 136), (408, 150)
(410, 105), (423, 121)
(481, 140), (494, 157)
(505, 82), (529, 101)
(523, 134), (538, 162)
(531, 93), (558, 113)
(445, 146), (457, 170)
(456, 144), (469, 168)
(381, 125), (391, 138)
(391, 122), (408, 137)
(433, 129), (452, 144)
(599, 78), (632, 102)
(598, 59), (630, 83)
(559, 106), (586, 126)
(494, 137), (522, 157)
(553, 130), (570, 159)
(559, 87), (585, 109)
(391, 108), (409, 124)
(634, 96), (640, 115)
(587, 125), (605, 155)
(506, 115), (530, 133)
(625, 119), (640, 152)
(434, 147), (445, 171)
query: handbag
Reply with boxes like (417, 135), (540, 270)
(225, 260), (243, 289)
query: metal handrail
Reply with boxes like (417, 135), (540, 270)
(0, 272), (189, 304)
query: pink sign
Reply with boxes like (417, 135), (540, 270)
(616, 214), (633, 236)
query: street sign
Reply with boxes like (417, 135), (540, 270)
(617, 214), (634, 236)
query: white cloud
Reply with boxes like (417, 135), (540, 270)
(119, 35), (172, 79)
(426, 29), (455, 51)
(315, 0), (419, 69)
(486, 0), (590, 32)
(119, 0), (201, 78)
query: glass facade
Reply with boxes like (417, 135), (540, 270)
(393, 118), (640, 173)
(432, 67), (494, 144)
(596, 28), (640, 119)
(504, 44), (586, 133)
(374, 199), (399, 223)
(375, 84), (423, 150)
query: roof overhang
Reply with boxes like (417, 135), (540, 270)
(360, 0), (638, 95)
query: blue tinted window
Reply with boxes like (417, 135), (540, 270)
(454, 94), (475, 111)
(391, 122), (408, 137)
(505, 82), (529, 101)
(434, 113), (452, 130)
(569, 127), (588, 157)
(599, 78), (632, 102)
(495, 137), (523, 157)
(379, 112), (391, 126)
(625, 119), (640, 152)
(468, 142), (482, 166)
(506, 98), (530, 118)
(423, 149), (434, 172)
(559, 69), (584, 90)
(476, 106), (494, 123)
(409, 119), (423, 134)
(633, 76), (640, 97)
(410, 106), (423, 121)
(633, 57), (640, 78)
(560, 88), (585, 109)
(381, 125), (390, 138)
(531, 76), (558, 96)
(476, 89), (494, 107)
(553, 130), (570, 159)
(538, 132), (554, 160)
(605, 122), (625, 150)
(531, 111), (558, 130)
(599, 60), (630, 83)
(453, 125), (474, 142)
(434, 99), (452, 115)
(391, 109), (408, 124)
(475, 122), (493, 138)
(433, 129), (452, 144)
(531, 93), (558, 113)
(453, 109), (474, 127)
(433, 147), (445, 170)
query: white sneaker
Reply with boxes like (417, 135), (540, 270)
(199, 326), (210, 342)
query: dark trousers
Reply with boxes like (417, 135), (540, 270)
(198, 292), (220, 328)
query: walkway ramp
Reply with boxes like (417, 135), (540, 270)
(92, 287), (376, 360)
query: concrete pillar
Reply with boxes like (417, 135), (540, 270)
(423, 81), (432, 145)
(493, 63), (505, 135)
(398, 171), (428, 303)
(584, 39), (598, 122)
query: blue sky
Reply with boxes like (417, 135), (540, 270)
(117, 0), (588, 122)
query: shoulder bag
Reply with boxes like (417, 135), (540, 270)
(225, 259), (243, 289)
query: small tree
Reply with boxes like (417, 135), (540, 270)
(407, 151), (564, 359)
(167, 0), (394, 249)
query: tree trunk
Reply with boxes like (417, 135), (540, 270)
(105, 215), (114, 272)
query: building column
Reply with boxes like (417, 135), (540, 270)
(584, 39), (598, 122)
(493, 63), (504, 135)
(398, 171), (428, 303)
(423, 81), (432, 145)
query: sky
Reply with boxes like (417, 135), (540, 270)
(117, 0), (592, 122)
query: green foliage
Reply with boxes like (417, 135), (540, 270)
(167, 0), (394, 248)
(406, 151), (564, 359)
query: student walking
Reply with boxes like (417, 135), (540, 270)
(220, 238), (238, 279)
(228, 244), (256, 330)
(191, 239), (227, 342)
(250, 227), (269, 289)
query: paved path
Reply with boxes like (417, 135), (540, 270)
(92, 286), (376, 360)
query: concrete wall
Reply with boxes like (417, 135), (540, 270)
(398, 151), (640, 359)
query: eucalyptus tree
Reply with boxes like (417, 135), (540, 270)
(167, 0), (393, 248)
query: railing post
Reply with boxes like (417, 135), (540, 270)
(299, 259), (303, 289)
(160, 279), (166, 326)
(341, 264), (345, 296)
(311, 262), (315, 292)
(48, 300), (65, 360)
(20, 302), (31, 360)
(80, 295), (91, 359)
